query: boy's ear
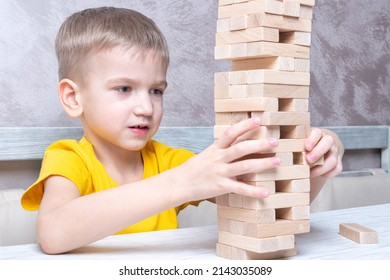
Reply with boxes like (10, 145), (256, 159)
(58, 79), (83, 118)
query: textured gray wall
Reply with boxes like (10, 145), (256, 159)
(0, 0), (389, 190)
(0, 0), (389, 127)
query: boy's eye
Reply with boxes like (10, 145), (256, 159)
(150, 88), (163, 95)
(117, 86), (132, 93)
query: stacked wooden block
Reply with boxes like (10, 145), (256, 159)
(214, 0), (315, 259)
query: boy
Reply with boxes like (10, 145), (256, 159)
(21, 7), (343, 254)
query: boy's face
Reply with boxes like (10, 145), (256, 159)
(77, 46), (167, 153)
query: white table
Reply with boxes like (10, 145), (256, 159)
(1, 204), (390, 260)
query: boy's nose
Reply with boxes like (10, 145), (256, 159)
(133, 91), (153, 116)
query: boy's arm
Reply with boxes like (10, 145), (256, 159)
(305, 128), (344, 202)
(37, 117), (280, 254)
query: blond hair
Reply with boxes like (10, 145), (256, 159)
(55, 7), (169, 83)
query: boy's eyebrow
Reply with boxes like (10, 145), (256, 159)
(107, 77), (168, 88)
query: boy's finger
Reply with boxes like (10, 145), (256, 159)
(224, 138), (278, 163)
(305, 128), (323, 152)
(215, 117), (261, 149)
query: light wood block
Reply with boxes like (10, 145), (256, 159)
(230, 14), (248, 31)
(339, 223), (379, 244)
(285, 0), (315, 7)
(216, 242), (297, 259)
(214, 97), (279, 112)
(242, 192), (310, 210)
(276, 205), (310, 220)
(240, 180), (277, 194)
(218, 218), (244, 235)
(300, 5), (313, 19)
(294, 58), (311, 72)
(232, 57), (294, 71)
(279, 99), (309, 112)
(218, 0), (283, 19)
(246, 12), (312, 32)
(215, 41), (311, 60)
(244, 218), (310, 237)
(252, 112), (311, 125)
(214, 125), (280, 140)
(238, 165), (310, 181)
(246, 69), (310, 85)
(280, 31), (311, 46)
(217, 205), (276, 223)
(276, 178), (310, 193)
(280, 125), (310, 139)
(216, 194), (230, 206)
(218, 230), (295, 253)
(216, 27), (279, 46)
(219, 0), (234, 6)
(215, 84), (310, 99)
(282, 1), (301, 18)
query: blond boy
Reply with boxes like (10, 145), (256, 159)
(21, 7), (343, 254)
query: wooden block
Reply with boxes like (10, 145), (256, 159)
(230, 14), (248, 31)
(276, 205), (310, 220)
(240, 180), (276, 194)
(215, 84), (310, 99)
(219, 0), (234, 6)
(216, 242), (297, 259)
(285, 0), (315, 7)
(214, 97), (279, 112)
(244, 218), (310, 238)
(253, 138), (306, 153)
(279, 99), (309, 112)
(229, 193), (243, 208)
(339, 223), (378, 244)
(246, 69), (310, 85)
(252, 112), (311, 125)
(238, 165), (310, 182)
(300, 5), (313, 19)
(242, 192), (310, 210)
(218, 0), (283, 19)
(218, 230), (295, 253)
(280, 31), (311, 46)
(215, 112), (233, 125)
(246, 12), (312, 32)
(294, 58), (311, 72)
(280, 125), (310, 139)
(216, 193), (230, 206)
(216, 26), (279, 45)
(247, 83), (310, 98)
(232, 57), (294, 71)
(218, 218), (244, 235)
(282, 1), (301, 18)
(215, 41), (311, 60)
(214, 125), (280, 140)
(232, 112), (250, 124)
(217, 205), (276, 223)
(276, 178), (310, 193)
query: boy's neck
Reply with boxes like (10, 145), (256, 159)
(86, 136), (145, 185)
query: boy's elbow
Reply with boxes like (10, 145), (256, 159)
(37, 216), (70, 255)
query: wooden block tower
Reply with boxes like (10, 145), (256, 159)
(214, 0), (315, 259)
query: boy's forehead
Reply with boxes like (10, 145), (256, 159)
(96, 46), (168, 67)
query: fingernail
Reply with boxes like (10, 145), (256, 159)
(269, 138), (278, 146)
(307, 153), (317, 163)
(272, 157), (281, 166)
(252, 117), (261, 125)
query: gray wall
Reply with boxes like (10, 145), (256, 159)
(1, 0), (390, 190)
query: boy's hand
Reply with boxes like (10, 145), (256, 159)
(305, 128), (344, 179)
(180, 117), (280, 201)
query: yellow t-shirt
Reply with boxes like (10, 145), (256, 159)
(21, 137), (198, 234)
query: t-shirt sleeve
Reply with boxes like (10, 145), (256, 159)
(21, 140), (91, 211)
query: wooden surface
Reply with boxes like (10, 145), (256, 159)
(1, 203), (389, 260)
